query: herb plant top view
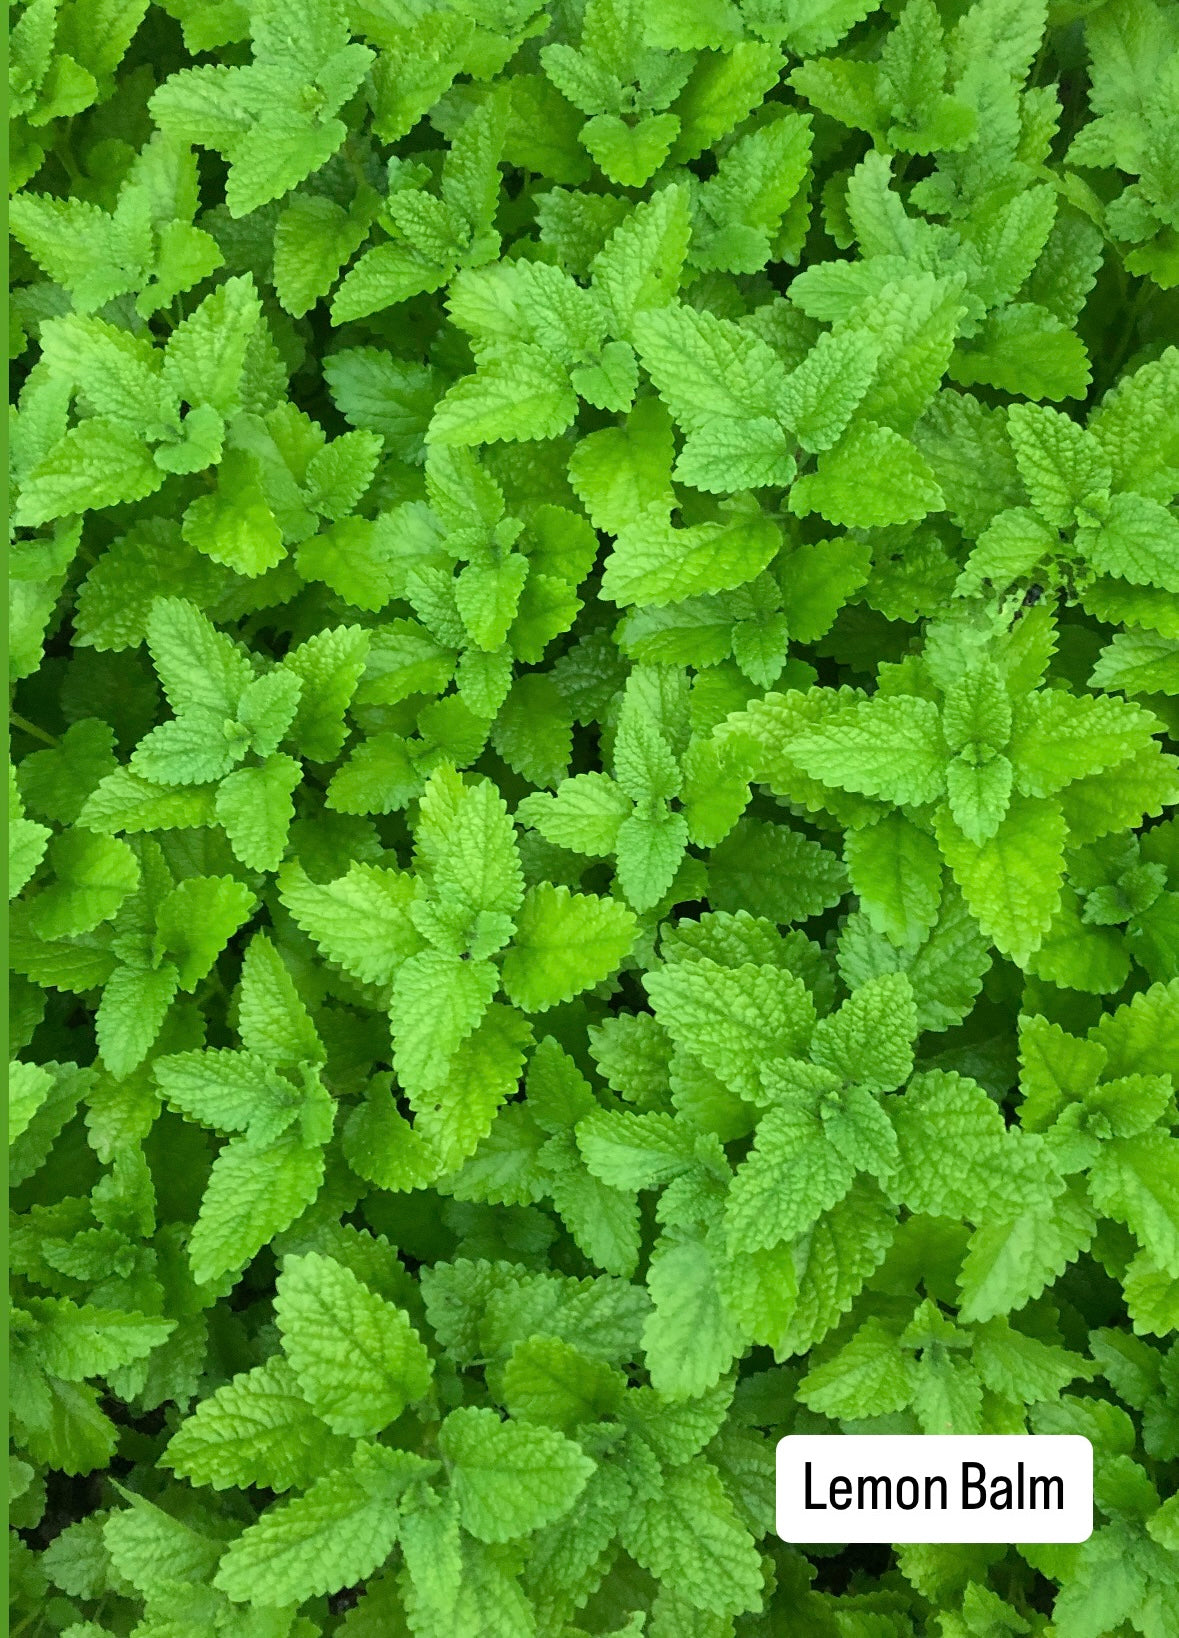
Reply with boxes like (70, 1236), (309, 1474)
(8, 0), (1179, 1632)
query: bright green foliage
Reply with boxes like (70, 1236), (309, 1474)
(273, 1252), (434, 1435)
(10, 0), (1179, 1634)
(439, 1405), (596, 1543)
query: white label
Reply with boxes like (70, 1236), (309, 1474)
(776, 1435), (1093, 1544)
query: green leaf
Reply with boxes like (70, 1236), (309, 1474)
(279, 860), (423, 985)
(145, 596), (252, 718)
(645, 957), (816, 1101)
(1090, 1132), (1179, 1274)
(632, 302), (786, 441)
(281, 624), (370, 763)
(501, 1334), (626, 1432)
(438, 1405), (595, 1543)
(429, 345), (578, 446)
(518, 774), (633, 858)
(959, 1186), (1095, 1328)
(129, 707), (246, 786)
(39, 313), (177, 439)
(28, 831), (139, 939)
(213, 1442), (428, 1607)
(845, 812), (943, 947)
(620, 1459), (762, 1618)
(10, 765), (52, 897)
(727, 1100), (856, 1252)
(695, 110), (814, 273)
(9, 1062), (54, 1147)
(95, 962), (179, 1081)
(674, 419), (797, 494)
(591, 184), (692, 340)
(154, 874), (256, 992)
(162, 275), (262, 418)
(215, 753), (302, 873)
(780, 329), (880, 453)
(421, 771), (524, 919)
(779, 538), (872, 644)
(643, 1228), (745, 1398)
(789, 421), (944, 527)
(502, 884), (637, 1012)
(163, 1355), (353, 1492)
(798, 1317), (915, 1418)
(323, 347), (440, 462)
(1005, 401), (1111, 529)
(951, 302), (1091, 401)
(812, 972), (917, 1093)
(615, 807), (689, 913)
(602, 505), (782, 609)
(16, 417), (163, 525)
(103, 1493), (219, 1596)
(154, 1049), (301, 1141)
(24, 1297), (174, 1379)
(583, 111), (681, 188)
(946, 753), (1014, 846)
(390, 950), (500, 1094)
(708, 818), (848, 924)
(887, 1070), (1063, 1219)
(331, 239), (450, 324)
(577, 1108), (697, 1191)
(935, 793), (1067, 965)
(778, 1181), (897, 1357)
(274, 1252), (433, 1436)
(1010, 689), (1158, 799)
(188, 1129), (325, 1285)
(182, 456), (283, 578)
(836, 892), (991, 1034)
(1091, 632), (1179, 697)
(790, 693), (947, 807)
(972, 1318), (1091, 1404)
(569, 396), (677, 536)
(296, 517), (399, 611)
(1082, 492), (1179, 594)
(273, 192), (374, 319)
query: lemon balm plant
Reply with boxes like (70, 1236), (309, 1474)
(8, 0), (1179, 1633)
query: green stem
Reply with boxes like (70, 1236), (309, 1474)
(55, 116), (82, 189)
(10, 712), (59, 748)
(1101, 278), (1150, 395)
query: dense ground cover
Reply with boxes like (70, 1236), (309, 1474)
(8, 0), (1179, 1632)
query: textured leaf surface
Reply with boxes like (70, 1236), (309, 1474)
(439, 1406), (595, 1543)
(274, 1253), (434, 1436)
(502, 884), (637, 1011)
(213, 1443), (425, 1606)
(163, 1357), (353, 1492)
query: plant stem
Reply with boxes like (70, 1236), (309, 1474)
(10, 712), (59, 748)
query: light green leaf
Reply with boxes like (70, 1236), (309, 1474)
(644, 957), (816, 1101)
(429, 344), (578, 445)
(502, 884), (636, 1012)
(643, 1228), (744, 1398)
(163, 1356), (353, 1492)
(189, 1129), (325, 1284)
(439, 1405), (595, 1543)
(935, 793), (1067, 965)
(791, 693), (947, 807)
(213, 1443), (428, 1607)
(789, 421), (943, 527)
(274, 1252), (433, 1436)
(390, 950), (500, 1095)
